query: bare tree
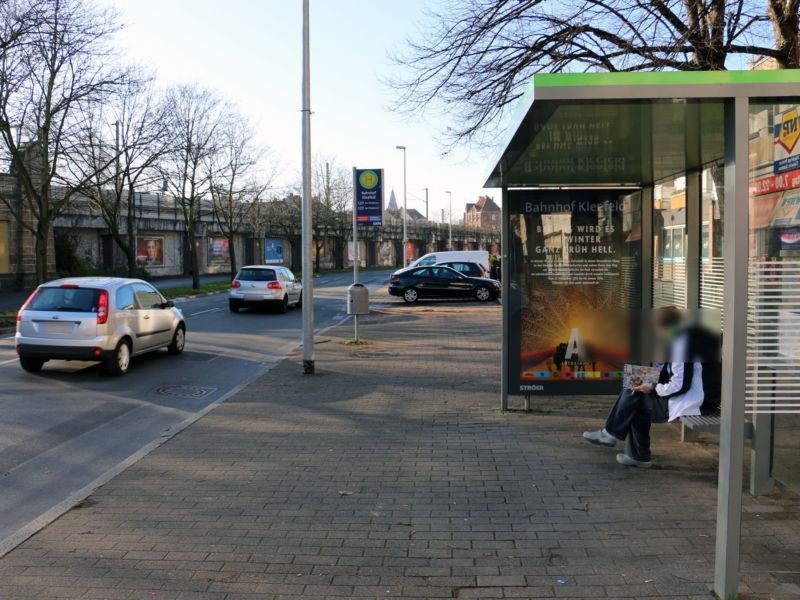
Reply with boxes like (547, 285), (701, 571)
(316, 160), (352, 271)
(208, 113), (271, 277)
(0, 0), (41, 62)
(0, 0), (125, 283)
(391, 0), (796, 145)
(160, 84), (222, 289)
(769, 0), (800, 66)
(263, 195), (301, 271)
(307, 158), (353, 272)
(72, 73), (168, 276)
(310, 158), (337, 273)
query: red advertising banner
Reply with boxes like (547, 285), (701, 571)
(751, 168), (800, 196)
(750, 193), (780, 229)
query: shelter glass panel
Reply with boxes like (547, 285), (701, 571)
(699, 162), (725, 320)
(747, 98), (800, 491)
(653, 174), (687, 308)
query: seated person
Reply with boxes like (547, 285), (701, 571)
(582, 307), (717, 468)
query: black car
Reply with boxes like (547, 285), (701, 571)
(389, 266), (500, 304)
(439, 261), (487, 278)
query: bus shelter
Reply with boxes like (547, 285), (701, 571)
(486, 71), (800, 599)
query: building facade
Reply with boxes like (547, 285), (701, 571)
(464, 196), (501, 229)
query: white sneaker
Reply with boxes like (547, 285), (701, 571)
(582, 429), (618, 447)
(616, 453), (652, 468)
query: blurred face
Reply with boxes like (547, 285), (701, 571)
(146, 241), (157, 260)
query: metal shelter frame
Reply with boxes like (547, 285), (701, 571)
(485, 70), (800, 599)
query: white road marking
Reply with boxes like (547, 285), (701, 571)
(187, 307), (222, 317)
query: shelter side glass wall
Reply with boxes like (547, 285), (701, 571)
(653, 173), (688, 308)
(748, 99), (800, 490)
(697, 100), (726, 321)
(699, 163), (725, 319)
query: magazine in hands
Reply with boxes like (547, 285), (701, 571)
(623, 364), (662, 391)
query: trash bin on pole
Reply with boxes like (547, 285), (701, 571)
(347, 283), (369, 341)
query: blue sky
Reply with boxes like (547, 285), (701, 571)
(104, 0), (502, 222)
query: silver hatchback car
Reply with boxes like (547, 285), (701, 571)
(229, 266), (302, 313)
(15, 277), (186, 376)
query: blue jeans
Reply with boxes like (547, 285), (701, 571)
(604, 389), (655, 462)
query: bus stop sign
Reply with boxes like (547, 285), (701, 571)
(355, 169), (384, 226)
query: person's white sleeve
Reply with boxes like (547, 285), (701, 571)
(655, 361), (685, 397)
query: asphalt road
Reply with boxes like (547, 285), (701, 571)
(0, 269), (392, 555)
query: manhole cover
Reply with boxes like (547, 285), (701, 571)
(156, 385), (217, 399)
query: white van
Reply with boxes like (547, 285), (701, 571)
(408, 250), (491, 273)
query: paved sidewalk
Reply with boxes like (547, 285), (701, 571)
(0, 301), (797, 599)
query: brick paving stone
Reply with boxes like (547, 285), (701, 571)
(0, 302), (798, 599)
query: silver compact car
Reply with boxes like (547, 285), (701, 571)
(15, 277), (186, 376)
(229, 266), (302, 313)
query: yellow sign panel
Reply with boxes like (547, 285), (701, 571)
(777, 107), (799, 155)
(359, 170), (379, 190)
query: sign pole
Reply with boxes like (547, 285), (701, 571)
(349, 168), (382, 342)
(352, 167), (359, 341)
(300, 0), (314, 374)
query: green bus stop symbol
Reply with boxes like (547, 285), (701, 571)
(359, 170), (379, 190)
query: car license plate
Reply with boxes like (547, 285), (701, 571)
(37, 321), (75, 334)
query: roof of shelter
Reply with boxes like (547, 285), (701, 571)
(485, 70), (800, 189)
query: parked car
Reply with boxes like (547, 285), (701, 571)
(15, 277), (186, 376)
(389, 266), (500, 304)
(439, 261), (488, 278)
(229, 266), (302, 313)
(407, 250), (490, 273)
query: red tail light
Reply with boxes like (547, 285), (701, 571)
(231, 280), (241, 288)
(16, 288), (39, 322)
(267, 281), (281, 290)
(97, 290), (109, 325)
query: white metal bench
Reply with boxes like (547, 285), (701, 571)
(679, 409), (754, 439)
(679, 408), (772, 496)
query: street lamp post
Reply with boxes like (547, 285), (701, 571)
(446, 190), (452, 250)
(300, 0), (314, 374)
(396, 145), (407, 268)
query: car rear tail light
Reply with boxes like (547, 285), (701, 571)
(231, 280), (241, 288)
(267, 281), (281, 290)
(97, 290), (109, 325)
(16, 288), (39, 322)
(94, 348), (102, 357)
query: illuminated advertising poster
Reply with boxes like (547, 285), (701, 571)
(136, 236), (164, 268)
(207, 237), (230, 266)
(507, 190), (641, 395)
(265, 238), (284, 264)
